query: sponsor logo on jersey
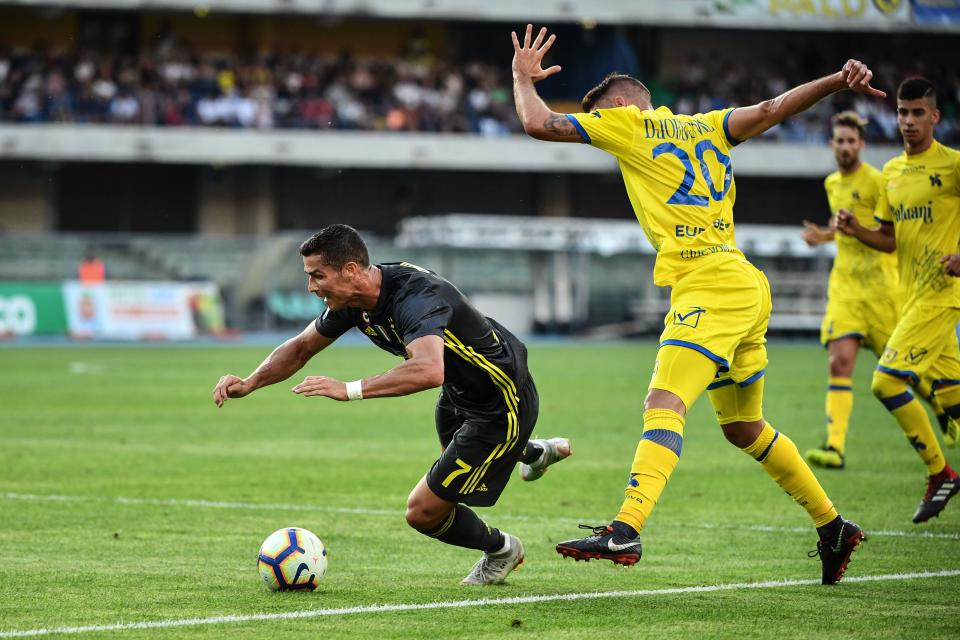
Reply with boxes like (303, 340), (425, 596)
(675, 225), (706, 237)
(892, 202), (934, 224)
(674, 306), (706, 328)
(907, 347), (928, 364)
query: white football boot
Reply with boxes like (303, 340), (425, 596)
(519, 437), (572, 481)
(461, 534), (524, 585)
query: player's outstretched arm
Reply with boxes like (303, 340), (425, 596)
(292, 335), (444, 401)
(727, 60), (886, 143)
(511, 24), (581, 143)
(213, 321), (334, 407)
(835, 208), (895, 253)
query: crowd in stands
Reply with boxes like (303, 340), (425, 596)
(1, 41), (957, 144)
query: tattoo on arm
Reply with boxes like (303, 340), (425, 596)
(543, 113), (580, 138)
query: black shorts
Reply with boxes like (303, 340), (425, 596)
(426, 376), (539, 507)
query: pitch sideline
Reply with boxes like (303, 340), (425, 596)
(4, 491), (959, 541)
(1, 570), (958, 638)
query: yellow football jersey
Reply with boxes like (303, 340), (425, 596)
(568, 106), (746, 286)
(875, 139), (960, 307)
(823, 162), (898, 301)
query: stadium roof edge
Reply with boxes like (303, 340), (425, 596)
(6, 0), (958, 34)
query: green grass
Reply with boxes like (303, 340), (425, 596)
(1, 342), (958, 639)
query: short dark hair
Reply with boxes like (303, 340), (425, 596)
(299, 224), (370, 269)
(581, 73), (650, 112)
(831, 110), (868, 139)
(897, 77), (937, 106)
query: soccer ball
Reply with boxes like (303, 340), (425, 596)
(257, 527), (327, 591)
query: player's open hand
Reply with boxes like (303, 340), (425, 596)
(840, 59), (886, 98)
(511, 24), (561, 82)
(834, 209), (861, 236)
(941, 254), (960, 277)
(292, 375), (348, 401)
(213, 374), (251, 408)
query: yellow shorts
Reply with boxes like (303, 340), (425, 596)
(820, 294), (899, 356)
(878, 304), (960, 390)
(658, 257), (771, 386)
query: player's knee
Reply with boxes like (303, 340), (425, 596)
(721, 420), (764, 448)
(872, 370), (907, 400)
(644, 388), (687, 415)
(404, 498), (447, 531)
(404, 502), (431, 530)
(828, 352), (854, 376)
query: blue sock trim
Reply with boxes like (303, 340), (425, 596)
(881, 390), (914, 411)
(756, 430), (779, 463)
(828, 385), (853, 391)
(659, 339), (730, 370)
(641, 428), (683, 457)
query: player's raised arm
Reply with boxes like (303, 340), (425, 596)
(213, 321), (334, 407)
(727, 60), (887, 143)
(511, 24), (581, 143)
(292, 334), (445, 401)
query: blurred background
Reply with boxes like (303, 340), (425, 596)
(0, 0), (957, 341)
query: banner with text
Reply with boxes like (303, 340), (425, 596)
(0, 282), (69, 336)
(62, 281), (200, 340)
(713, 0), (911, 26)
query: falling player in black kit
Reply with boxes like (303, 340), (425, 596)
(212, 224), (571, 584)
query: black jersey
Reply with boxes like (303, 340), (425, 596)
(315, 262), (529, 417)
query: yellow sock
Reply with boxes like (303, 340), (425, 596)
(873, 372), (946, 474)
(938, 384), (960, 418)
(741, 422), (838, 527)
(615, 408), (684, 533)
(826, 377), (853, 453)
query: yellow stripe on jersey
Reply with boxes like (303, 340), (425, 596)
(441, 329), (520, 493)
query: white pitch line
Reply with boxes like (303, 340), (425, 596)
(1, 569), (958, 638)
(4, 491), (960, 541)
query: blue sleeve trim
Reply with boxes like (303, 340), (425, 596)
(880, 390), (914, 411)
(874, 216), (893, 225)
(723, 108), (741, 147)
(565, 114), (591, 144)
(660, 339), (730, 371)
(707, 377), (736, 391)
(738, 369), (766, 388)
(876, 365), (919, 385)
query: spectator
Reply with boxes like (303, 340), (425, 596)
(77, 250), (106, 284)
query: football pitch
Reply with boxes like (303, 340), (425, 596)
(1, 342), (958, 639)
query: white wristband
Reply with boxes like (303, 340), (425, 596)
(346, 379), (364, 401)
